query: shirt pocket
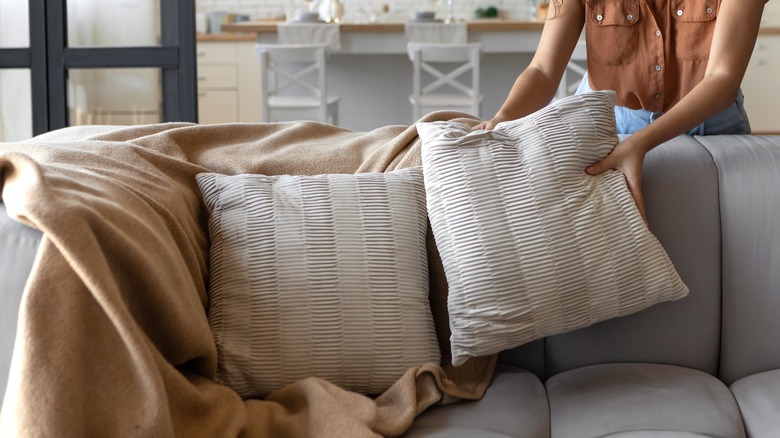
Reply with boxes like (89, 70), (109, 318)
(586, 0), (641, 66)
(672, 0), (720, 60)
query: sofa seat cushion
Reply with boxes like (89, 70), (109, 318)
(730, 369), (780, 437)
(546, 363), (745, 438)
(404, 364), (549, 438)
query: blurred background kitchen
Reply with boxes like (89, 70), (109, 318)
(1, 0), (778, 142)
(196, 0), (542, 25)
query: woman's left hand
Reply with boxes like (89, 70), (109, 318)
(585, 139), (648, 223)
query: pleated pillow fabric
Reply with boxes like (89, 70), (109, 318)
(418, 91), (689, 367)
(197, 168), (439, 398)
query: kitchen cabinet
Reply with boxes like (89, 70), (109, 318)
(743, 35), (780, 134)
(197, 39), (261, 124)
(742, 2), (780, 134)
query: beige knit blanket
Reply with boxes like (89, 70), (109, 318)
(0, 114), (497, 437)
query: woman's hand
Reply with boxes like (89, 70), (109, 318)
(585, 138), (648, 223)
(582, 0), (764, 225)
(475, 0), (585, 132)
(473, 116), (511, 131)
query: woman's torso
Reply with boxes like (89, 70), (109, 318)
(583, 0), (721, 112)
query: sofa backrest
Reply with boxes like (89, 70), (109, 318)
(696, 135), (780, 385)
(501, 135), (724, 380)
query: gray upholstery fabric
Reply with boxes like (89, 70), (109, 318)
(499, 340), (545, 380)
(546, 363), (745, 438)
(0, 203), (43, 409)
(597, 433), (717, 437)
(730, 369), (780, 438)
(542, 136), (722, 377)
(403, 364), (549, 438)
(695, 135), (780, 385)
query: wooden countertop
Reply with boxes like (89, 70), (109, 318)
(220, 19), (780, 35)
(221, 19), (546, 34)
(197, 33), (257, 42)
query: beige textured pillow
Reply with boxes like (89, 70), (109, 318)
(418, 91), (689, 367)
(197, 168), (439, 398)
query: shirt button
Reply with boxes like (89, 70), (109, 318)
(656, 29), (662, 37)
(655, 64), (662, 71)
(677, 9), (684, 16)
(706, 7), (713, 14)
(655, 93), (662, 100)
(597, 14), (603, 21)
(627, 14), (633, 21)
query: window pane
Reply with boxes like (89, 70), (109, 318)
(0, 69), (33, 141)
(0, 0), (29, 48)
(68, 68), (162, 125)
(66, 0), (160, 48)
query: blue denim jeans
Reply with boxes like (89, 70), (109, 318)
(575, 73), (751, 135)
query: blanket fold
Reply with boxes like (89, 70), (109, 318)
(0, 113), (496, 437)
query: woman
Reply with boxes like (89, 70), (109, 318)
(475, 0), (767, 219)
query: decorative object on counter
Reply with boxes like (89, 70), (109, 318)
(533, 0), (549, 20)
(474, 6), (499, 18)
(196, 12), (208, 34)
(317, 0), (345, 23)
(445, 0), (456, 23)
(295, 10), (324, 22)
(206, 11), (250, 34)
(413, 10), (437, 22)
(350, 1), (389, 23)
(208, 11), (228, 34)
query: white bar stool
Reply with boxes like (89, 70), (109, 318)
(407, 42), (483, 121)
(255, 43), (340, 125)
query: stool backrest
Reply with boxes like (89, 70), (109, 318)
(407, 42), (482, 120)
(255, 43), (330, 122)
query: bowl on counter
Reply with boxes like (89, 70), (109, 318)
(413, 10), (437, 21)
(296, 10), (323, 22)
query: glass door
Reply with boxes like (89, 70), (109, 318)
(0, 0), (197, 141)
(66, 0), (163, 126)
(0, 0), (36, 141)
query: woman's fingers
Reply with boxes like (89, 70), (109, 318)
(586, 147), (648, 223)
(473, 117), (508, 131)
(623, 168), (648, 223)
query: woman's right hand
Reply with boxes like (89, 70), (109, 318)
(473, 116), (510, 131)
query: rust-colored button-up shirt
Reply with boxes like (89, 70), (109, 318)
(584, 0), (721, 112)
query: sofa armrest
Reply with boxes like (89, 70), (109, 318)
(0, 202), (43, 408)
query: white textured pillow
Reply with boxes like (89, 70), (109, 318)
(418, 91), (689, 367)
(197, 168), (439, 398)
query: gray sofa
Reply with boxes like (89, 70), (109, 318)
(2, 134), (779, 437)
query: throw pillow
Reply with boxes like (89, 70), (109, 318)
(197, 168), (439, 398)
(417, 90), (689, 367)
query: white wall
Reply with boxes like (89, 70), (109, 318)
(195, 0), (536, 22)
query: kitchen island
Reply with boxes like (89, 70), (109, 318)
(211, 19), (780, 133)
(215, 20), (560, 130)
(222, 20), (547, 54)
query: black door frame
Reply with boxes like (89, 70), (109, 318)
(0, 0), (197, 138)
